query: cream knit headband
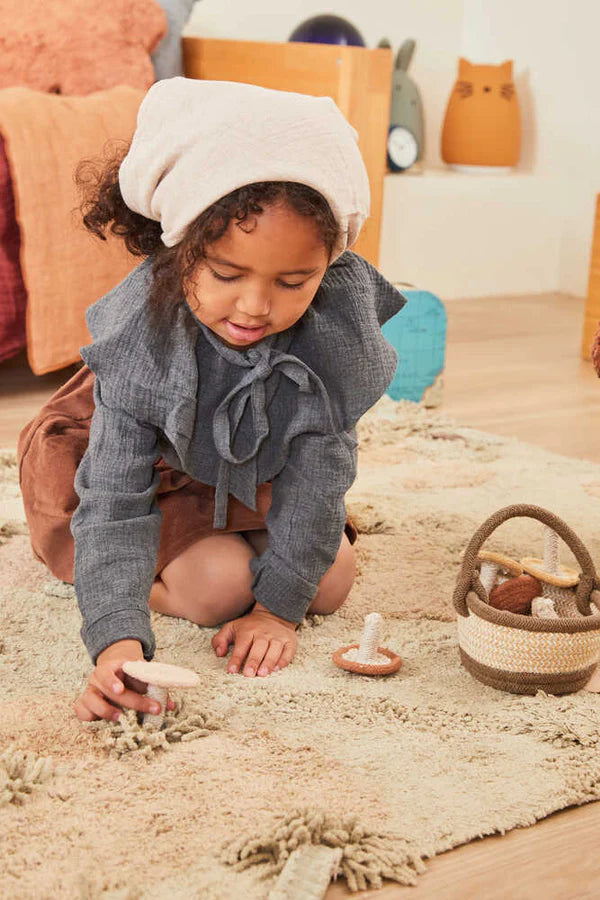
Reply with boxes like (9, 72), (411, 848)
(118, 77), (370, 261)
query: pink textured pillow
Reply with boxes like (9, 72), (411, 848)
(0, 134), (26, 362)
(0, 0), (167, 95)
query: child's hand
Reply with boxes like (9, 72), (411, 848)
(211, 603), (298, 677)
(73, 638), (176, 722)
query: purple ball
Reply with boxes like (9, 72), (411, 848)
(289, 14), (366, 48)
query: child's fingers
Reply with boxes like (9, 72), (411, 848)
(227, 633), (256, 674)
(82, 687), (122, 722)
(96, 665), (124, 698)
(97, 658), (139, 696)
(256, 640), (284, 676)
(73, 698), (98, 722)
(100, 661), (152, 700)
(240, 637), (270, 677)
(108, 686), (162, 717)
(92, 670), (161, 718)
(274, 641), (296, 672)
(211, 622), (234, 656)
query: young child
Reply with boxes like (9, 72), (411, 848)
(17, 78), (406, 724)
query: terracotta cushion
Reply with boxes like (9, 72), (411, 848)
(0, 0), (166, 95)
(0, 134), (26, 362)
(0, 85), (144, 373)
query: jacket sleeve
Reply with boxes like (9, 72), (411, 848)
(70, 376), (162, 665)
(248, 427), (358, 623)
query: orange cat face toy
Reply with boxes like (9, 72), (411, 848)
(441, 58), (521, 170)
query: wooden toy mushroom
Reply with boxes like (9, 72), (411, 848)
(521, 525), (580, 617)
(332, 613), (402, 676)
(122, 660), (200, 729)
(477, 550), (523, 599)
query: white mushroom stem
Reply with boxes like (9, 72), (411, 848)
(543, 527), (560, 575)
(540, 527), (577, 614)
(479, 561), (500, 598)
(531, 597), (559, 619)
(143, 684), (168, 729)
(122, 660), (199, 729)
(356, 613), (383, 664)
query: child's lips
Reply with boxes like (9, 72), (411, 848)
(225, 320), (268, 340)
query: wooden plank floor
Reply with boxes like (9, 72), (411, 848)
(441, 292), (600, 463)
(1, 292), (600, 898)
(0, 353), (80, 449)
(2, 292), (599, 460)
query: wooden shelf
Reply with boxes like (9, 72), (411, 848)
(581, 194), (600, 359)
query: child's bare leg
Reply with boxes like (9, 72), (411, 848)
(150, 529), (356, 627)
(149, 533), (256, 626)
(243, 529), (356, 615)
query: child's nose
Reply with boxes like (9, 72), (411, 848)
(235, 288), (271, 319)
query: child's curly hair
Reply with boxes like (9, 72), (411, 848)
(75, 140), (341, 323)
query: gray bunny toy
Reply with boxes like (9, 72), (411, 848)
(379, 38), (425, 171)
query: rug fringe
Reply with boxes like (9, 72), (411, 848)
(221, 807), (427, 892)
(0, 744), (55, 806)
(268, 844), (343, 900)
(85, 699), (221, 758)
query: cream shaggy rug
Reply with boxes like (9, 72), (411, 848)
(2, 399), (600, 899)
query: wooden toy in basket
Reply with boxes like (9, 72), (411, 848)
(453, 504), (600, 695)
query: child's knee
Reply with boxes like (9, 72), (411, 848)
(194, 570), (255, 626)
(157, 533), (255, 626)
(308, 536), (356, 615)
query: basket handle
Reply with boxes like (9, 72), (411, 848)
(453, 504), (600, 617)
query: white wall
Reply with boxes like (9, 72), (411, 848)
(460, 0), (600, 295)
(379, 172), (561, 299)
(186, 0), (464, 169)
(186, 1), (600, 298)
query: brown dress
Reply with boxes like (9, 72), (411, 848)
(17, 365), (358, 585)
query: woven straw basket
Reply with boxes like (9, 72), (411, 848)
(453, 504), (600, 695)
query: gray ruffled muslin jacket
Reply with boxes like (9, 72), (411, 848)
(70, 250), (407, 663)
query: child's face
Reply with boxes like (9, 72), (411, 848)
(185, 201), (330, 349)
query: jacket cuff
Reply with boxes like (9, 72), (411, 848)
(82, 609), (156, 666)
(249, 550), (317, 623)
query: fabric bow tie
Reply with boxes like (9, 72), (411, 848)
(210, 344), (337, 529)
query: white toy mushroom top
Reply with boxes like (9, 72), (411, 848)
(122, 661), (200, 728)
(123, 660), (200, 688)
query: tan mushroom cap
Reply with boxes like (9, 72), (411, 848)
(520, 557), (580, 588)
(122, 660), (200, 688)
(477, 550), (523, 576)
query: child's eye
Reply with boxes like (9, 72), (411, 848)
(278, 281), (305, 290)
(209, 269), (305, 290)
(210, 270), (240, 283)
